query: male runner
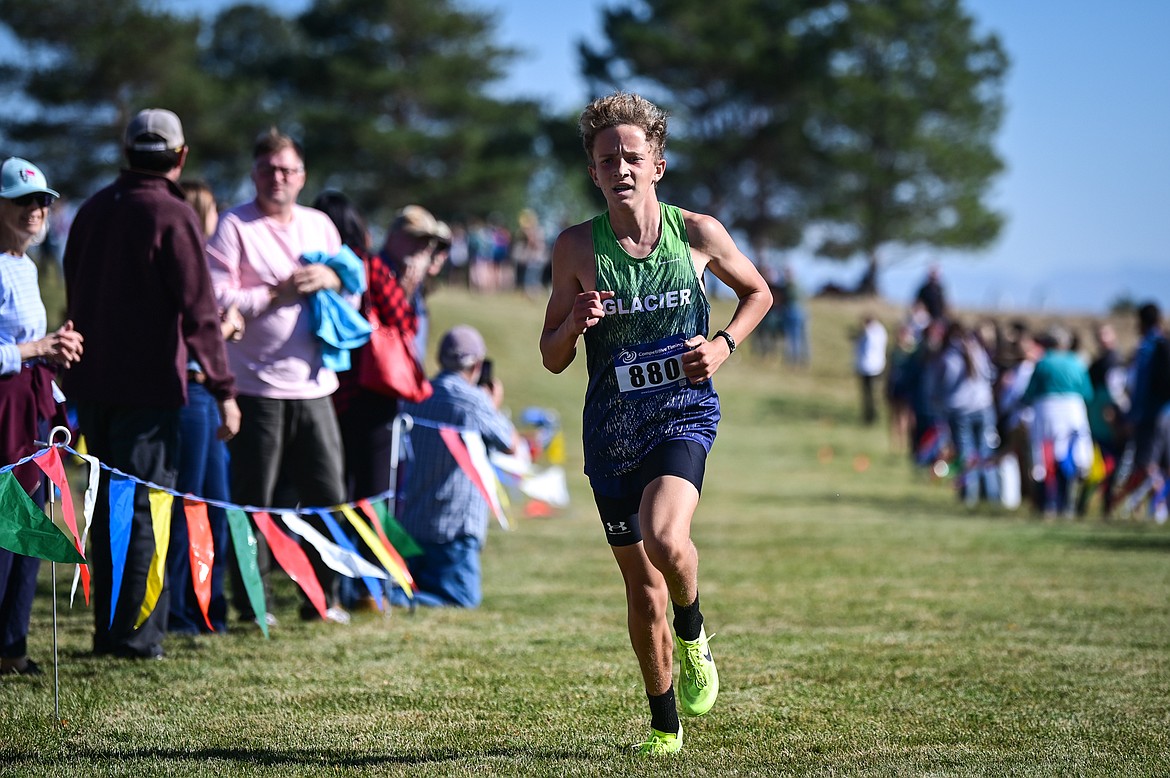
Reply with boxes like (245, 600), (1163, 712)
(540, 92), (771, 755)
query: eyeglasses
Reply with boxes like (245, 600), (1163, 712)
(9, 193), (55, 208)
(255, 164), (305, 179)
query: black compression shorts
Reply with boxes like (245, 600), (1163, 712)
(590, 439), (707, 547)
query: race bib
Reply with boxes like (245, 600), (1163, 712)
(613, 335), (688, 396)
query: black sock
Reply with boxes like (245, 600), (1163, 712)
(672, 594), (703, 642)
(648, 688), (680, 734)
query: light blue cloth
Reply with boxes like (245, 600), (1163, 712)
(302, 246), (371, 372)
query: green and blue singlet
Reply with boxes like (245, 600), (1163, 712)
(582, 203), (720, 482)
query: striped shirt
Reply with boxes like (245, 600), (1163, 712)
(0, 251), (46, 375)
(398, 371), (515, 545)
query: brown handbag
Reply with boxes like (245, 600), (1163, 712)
(357, 310), (433, 402)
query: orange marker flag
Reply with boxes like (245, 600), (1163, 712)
(251, 511), (326, 620)
(183, 499), (215, 631)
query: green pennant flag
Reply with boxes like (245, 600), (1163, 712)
(372, 498), (423, 558)
(226, 509), (269, 639)
(0, 470), (86, 564)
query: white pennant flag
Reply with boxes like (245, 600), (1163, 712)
(521, 466), (570, 508)
(279, 512), (387, 580)
(462, 430), (508, 530)
(70, 453), (101, 605)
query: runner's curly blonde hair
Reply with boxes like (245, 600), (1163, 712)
(578, 92), (668, 162)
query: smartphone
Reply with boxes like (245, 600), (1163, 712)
(478, 358), (494, 386)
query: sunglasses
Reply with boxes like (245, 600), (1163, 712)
(10, 192), (55, 208)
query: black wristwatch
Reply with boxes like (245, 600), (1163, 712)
(714, 329), (736, 354)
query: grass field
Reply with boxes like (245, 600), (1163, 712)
(2, 289), (1168, 777)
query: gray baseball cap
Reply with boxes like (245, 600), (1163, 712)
(438, 325), (487, 370)
(124, 108), (186, 152)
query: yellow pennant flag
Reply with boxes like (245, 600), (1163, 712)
(1086, 444), (1107, 486)
(546, 430), (565, 465)
(135, 489), (174, 628)
(338, 504), (413, 598)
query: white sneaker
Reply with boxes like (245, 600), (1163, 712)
(324, 606), (351, 625)
(254, 612), (278, 628)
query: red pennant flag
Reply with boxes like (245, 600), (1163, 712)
(356, 499), (415, 589)
(183, 499), (215, 631)
(33, 448), (81, 547)
(251, 511), (326, 620)
(34, 448), (89, 602)
(1042, 439), (1057, 490)
(438, 427), (501, 521)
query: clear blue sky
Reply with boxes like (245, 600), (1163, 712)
(174, 0), (1170, 316)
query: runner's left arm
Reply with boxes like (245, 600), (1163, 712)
(680, 212), (772, 381)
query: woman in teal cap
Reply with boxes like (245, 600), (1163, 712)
(0, 157), (84, 675)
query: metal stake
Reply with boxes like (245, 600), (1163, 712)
(389, 414), (414, 611)
(44, 425), (72, 728)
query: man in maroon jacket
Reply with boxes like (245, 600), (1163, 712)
(63, 108), (239, 659)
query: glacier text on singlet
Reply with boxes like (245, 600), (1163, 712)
(602, 287), (694, 316)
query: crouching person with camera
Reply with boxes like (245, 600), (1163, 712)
(390, 325), (519, 608)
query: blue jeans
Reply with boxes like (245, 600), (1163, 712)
(389, 536), (482, 608)
(0, 548), (40, 659)
(168, 381), (231, 633)
(0, 422), (45, 660)
(948, 405), (1001, 505)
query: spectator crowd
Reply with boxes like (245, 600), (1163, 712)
(868, 267), (1170, 521)
(3, 107), (1167, 680)
(2, 108), (529, 672)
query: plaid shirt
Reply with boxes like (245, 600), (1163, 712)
(397, 371), (516, 545)
(333, 250), (417, 413)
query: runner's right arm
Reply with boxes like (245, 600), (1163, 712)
(540, 223), (608, 373)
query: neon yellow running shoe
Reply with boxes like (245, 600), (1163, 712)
(633, 724), (683, 755)
(676, 626), (719, 717)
